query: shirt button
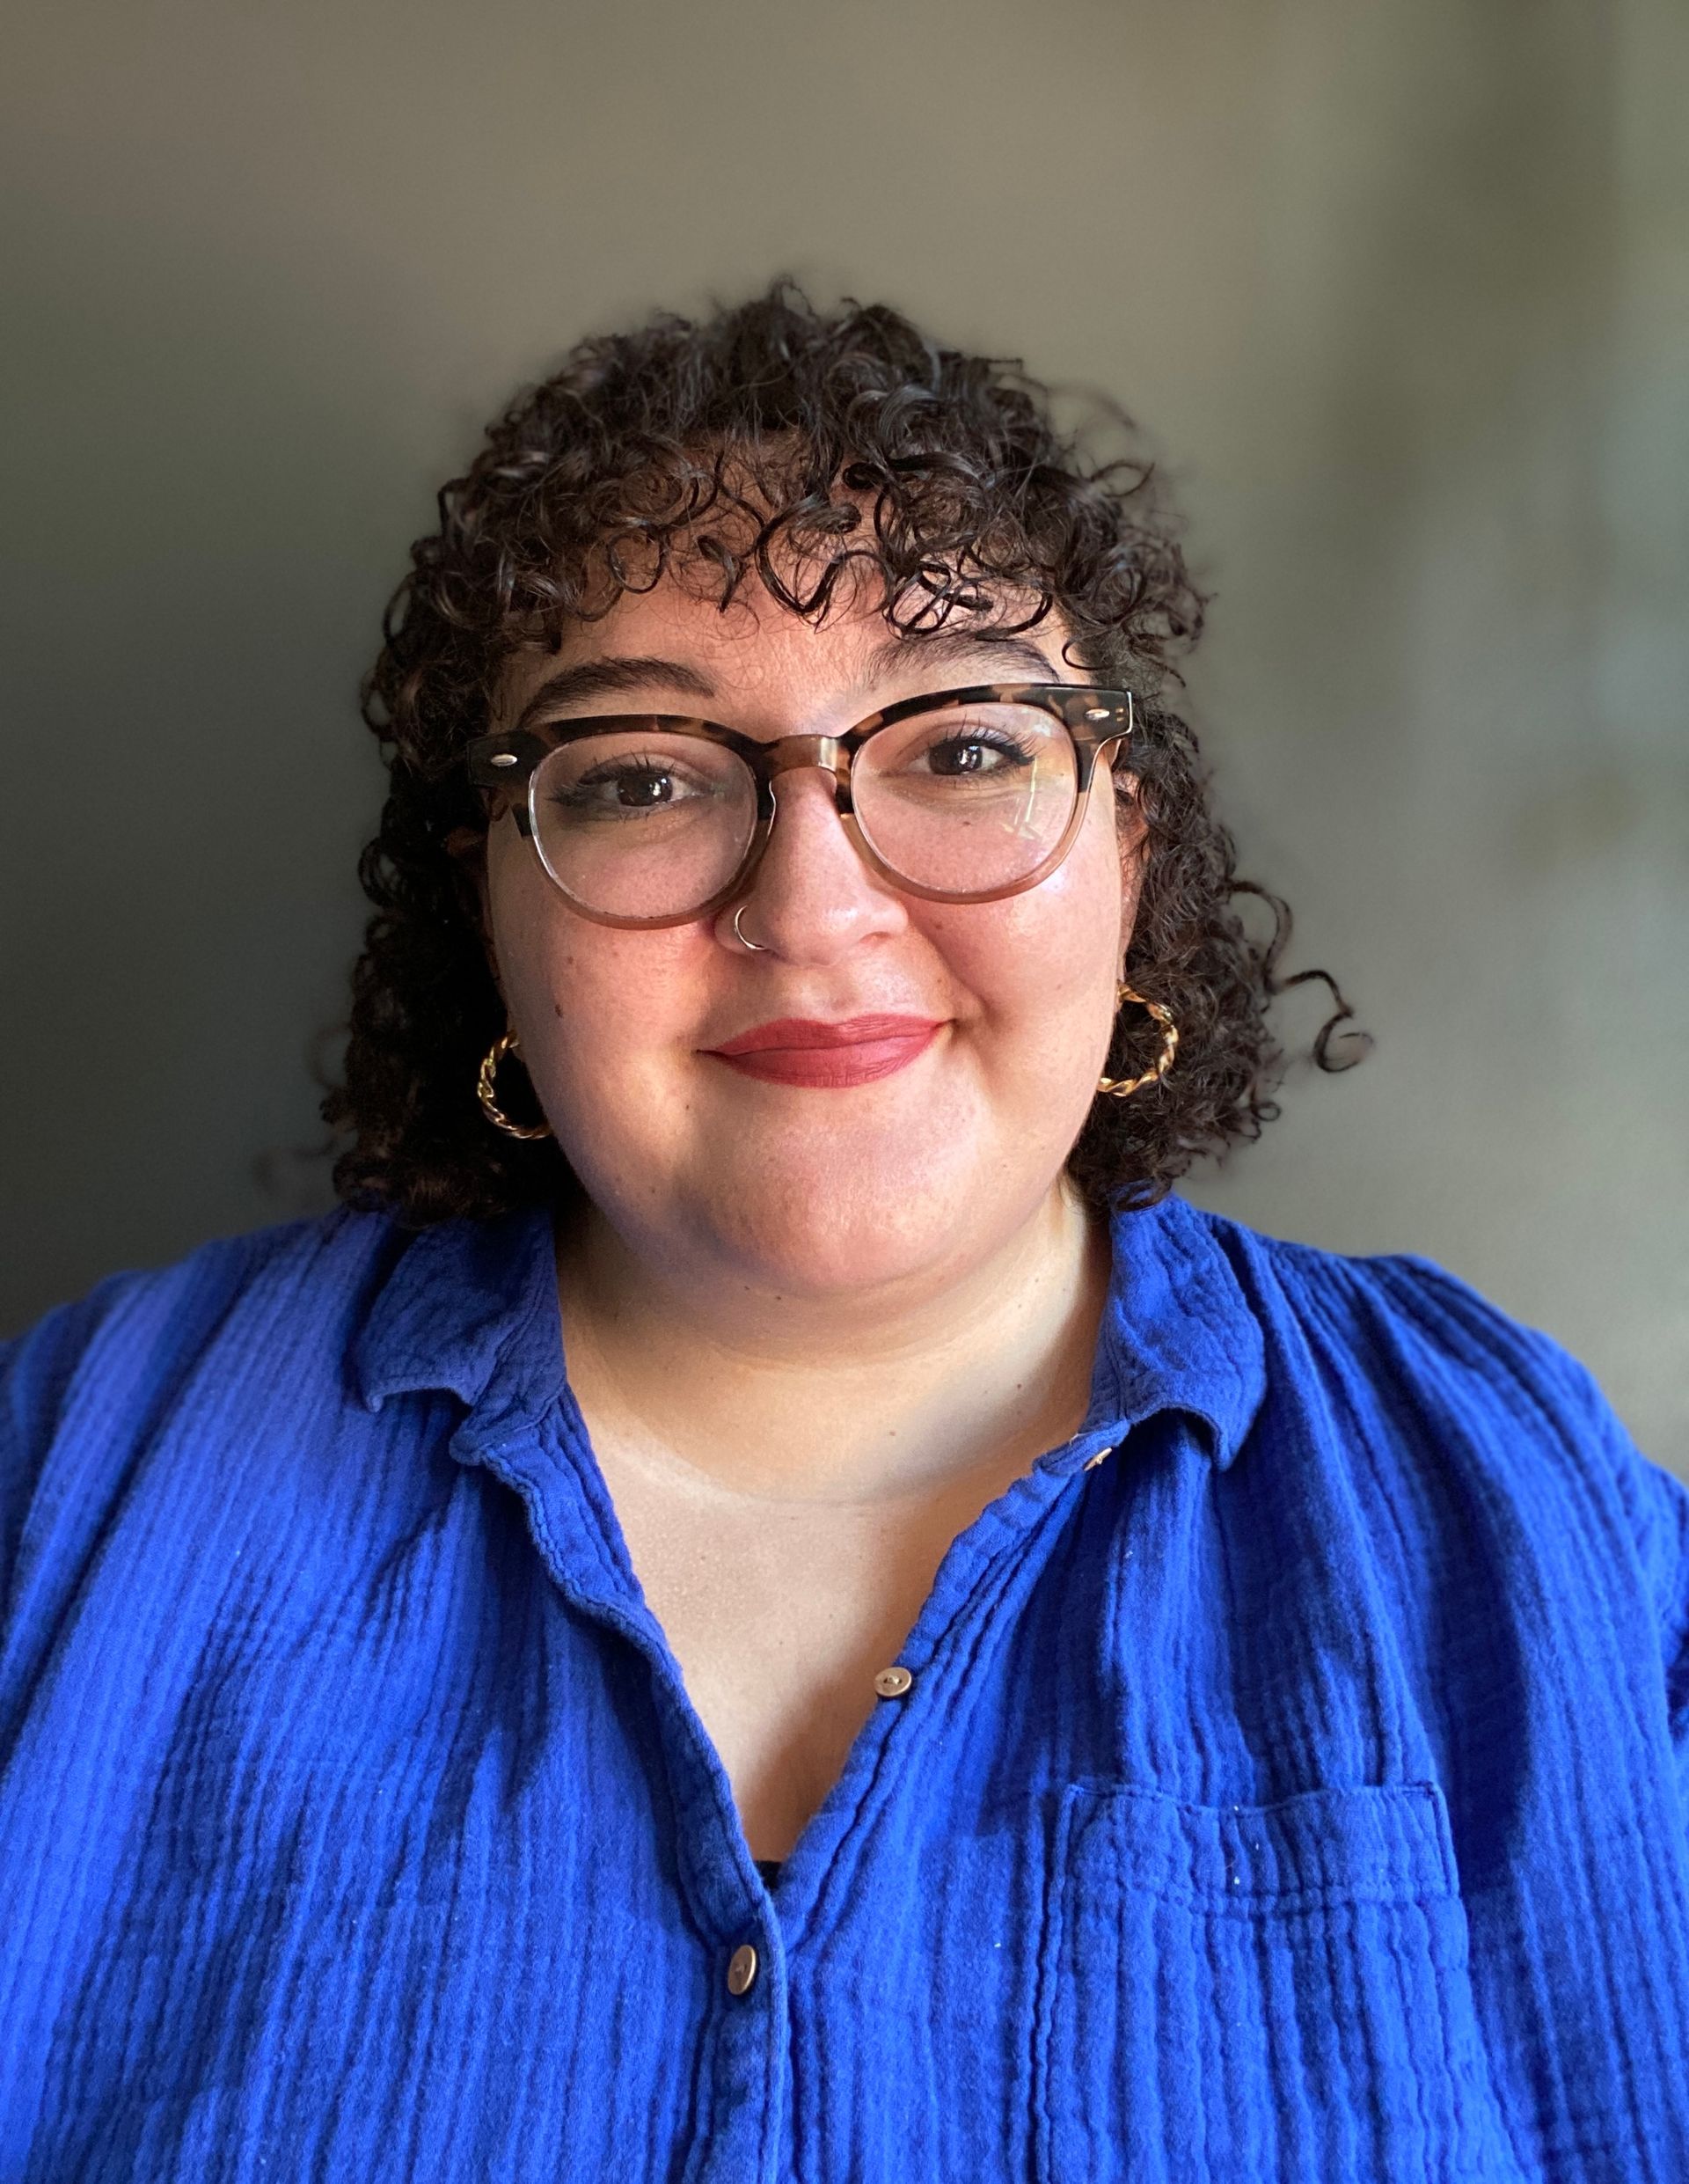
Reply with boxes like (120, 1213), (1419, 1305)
(727, 1943), (759, 1996)
(874, 1665), (914, 1697)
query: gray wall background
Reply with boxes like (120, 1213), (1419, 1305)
(4, 1), (1685, 1470)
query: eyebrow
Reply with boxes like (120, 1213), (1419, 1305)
(515, 655), (715, 722)
(860, 629), (1067, 693)
(512, 627), (1068, 726)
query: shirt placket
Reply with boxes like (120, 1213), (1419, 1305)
(452, 1396), (1128, 2184)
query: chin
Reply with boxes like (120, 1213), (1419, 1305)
(691, 1150), (1024, 1296)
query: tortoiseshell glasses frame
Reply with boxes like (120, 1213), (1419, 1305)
(464, 681), (1136, 930)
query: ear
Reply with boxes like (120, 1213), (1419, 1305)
(443, 823), (502, 993)
(1112, 766), (1149, 855)
(1113, 776), (1149, 965)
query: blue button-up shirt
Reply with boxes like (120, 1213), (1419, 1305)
(3, 1191), (1686, 2180)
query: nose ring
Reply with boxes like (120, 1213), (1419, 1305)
(733, 903), (771, 952)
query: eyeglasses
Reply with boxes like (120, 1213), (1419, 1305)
(465, 681), (1134, 929)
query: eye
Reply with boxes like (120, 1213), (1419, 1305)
(914, 728), (1037, 778)
(548, 753), (718, 819)
(890, 712), (1043, 781)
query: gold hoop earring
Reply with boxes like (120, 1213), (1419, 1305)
(1097, 980), (1179, 1097)
(476, 1029), (552, 1140)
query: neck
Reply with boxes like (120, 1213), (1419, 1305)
(552, 1181), (1115, 1507)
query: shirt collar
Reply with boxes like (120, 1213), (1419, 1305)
(1070, 1190), (1267, 1474)
(354, 1206), (566, 1436)
(351, 1190), (1266, 1472)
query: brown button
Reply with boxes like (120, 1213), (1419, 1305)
(727, 1942), (759, 1996)
(874, 1665), (914, 1697)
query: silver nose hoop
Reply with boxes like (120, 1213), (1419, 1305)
(732, 903), (771, 952)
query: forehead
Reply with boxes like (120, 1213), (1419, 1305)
(499, 573), (1078, 724)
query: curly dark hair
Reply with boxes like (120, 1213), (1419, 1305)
(322, 277), (1368, 1226)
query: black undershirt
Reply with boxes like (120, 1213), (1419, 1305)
(754, 1858), (783, 1887)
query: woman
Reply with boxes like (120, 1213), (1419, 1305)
(2, 282), (1685, 2183)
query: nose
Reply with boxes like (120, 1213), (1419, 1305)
(718, 757), (907, 963)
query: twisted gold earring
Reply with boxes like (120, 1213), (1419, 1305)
(476, 1029), (552, 1140)
(1097, 980), (1179, 1097)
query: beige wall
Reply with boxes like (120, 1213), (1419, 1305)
(3, 0), (1685, 1467)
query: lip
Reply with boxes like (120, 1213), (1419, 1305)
(705, 1014), (946, 1088)
(711, 1015), (942, 1055)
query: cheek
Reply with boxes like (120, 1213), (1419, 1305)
(486, 842), (698, 1075)
(486, 846), (566, 1025)
(937, 799), (1130, 1015)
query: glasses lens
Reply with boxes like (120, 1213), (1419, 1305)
(530, 729), (757, 919)
(854, 701), (1078, 892)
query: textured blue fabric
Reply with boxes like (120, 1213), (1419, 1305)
(2, 1191), (1687, 2182)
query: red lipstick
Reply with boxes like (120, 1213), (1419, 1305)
(705, 1015), (944, 1088)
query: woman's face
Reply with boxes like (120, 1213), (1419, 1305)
(482, 574), (1148, 1300)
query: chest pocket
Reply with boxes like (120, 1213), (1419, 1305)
(1033, 1778), (1525, 2183)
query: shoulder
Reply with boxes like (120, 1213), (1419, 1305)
(1183, 1198), (1689, 1684)
(0, 1210), (413, 1583)
(1185, 1194), (1648, 1460)
(2, 1207), (408, 1420)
